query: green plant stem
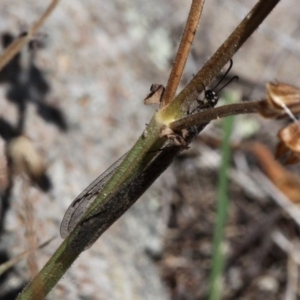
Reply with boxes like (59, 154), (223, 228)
(208, 94), (235, 300)
(17, 115), (167, 300)
(18, 240), (77, 299)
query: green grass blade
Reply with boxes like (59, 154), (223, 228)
(208, 93), (235, 300)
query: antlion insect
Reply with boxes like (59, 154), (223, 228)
(60, 61), (237, 252)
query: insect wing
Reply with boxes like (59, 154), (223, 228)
(60, 153), (127, 238)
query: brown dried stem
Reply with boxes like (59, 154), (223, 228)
(170, 100), (263, 131)
(163, 0), (205, 107)
(0, 0), (59, 71)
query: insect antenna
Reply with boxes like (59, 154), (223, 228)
(210, 58), (234, 91)
(200, 59), (238, 107)
(215, 75), (239, 94)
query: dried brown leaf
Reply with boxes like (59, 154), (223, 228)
(259, 82), (300, 118)
(275, 141), (290, 159)
(275, 122), (300, 164)
(144, 84), (165, 106)
(278, 122), (300, 154)
(249, 142), (300, 203)
(268, 82), (300, 109)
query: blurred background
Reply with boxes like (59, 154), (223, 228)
(0, 0), (299, 299)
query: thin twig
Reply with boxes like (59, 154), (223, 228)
(170, 100), (262, 131)
(253, 171), (300, 228)
(0, 0), (59, 71)
(272, 230), (300, 266)
(163, 0), (205, 107)
(273, 230), (300, 299)
(0, 237), (54, 276)
(22, 180), (39, 278)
